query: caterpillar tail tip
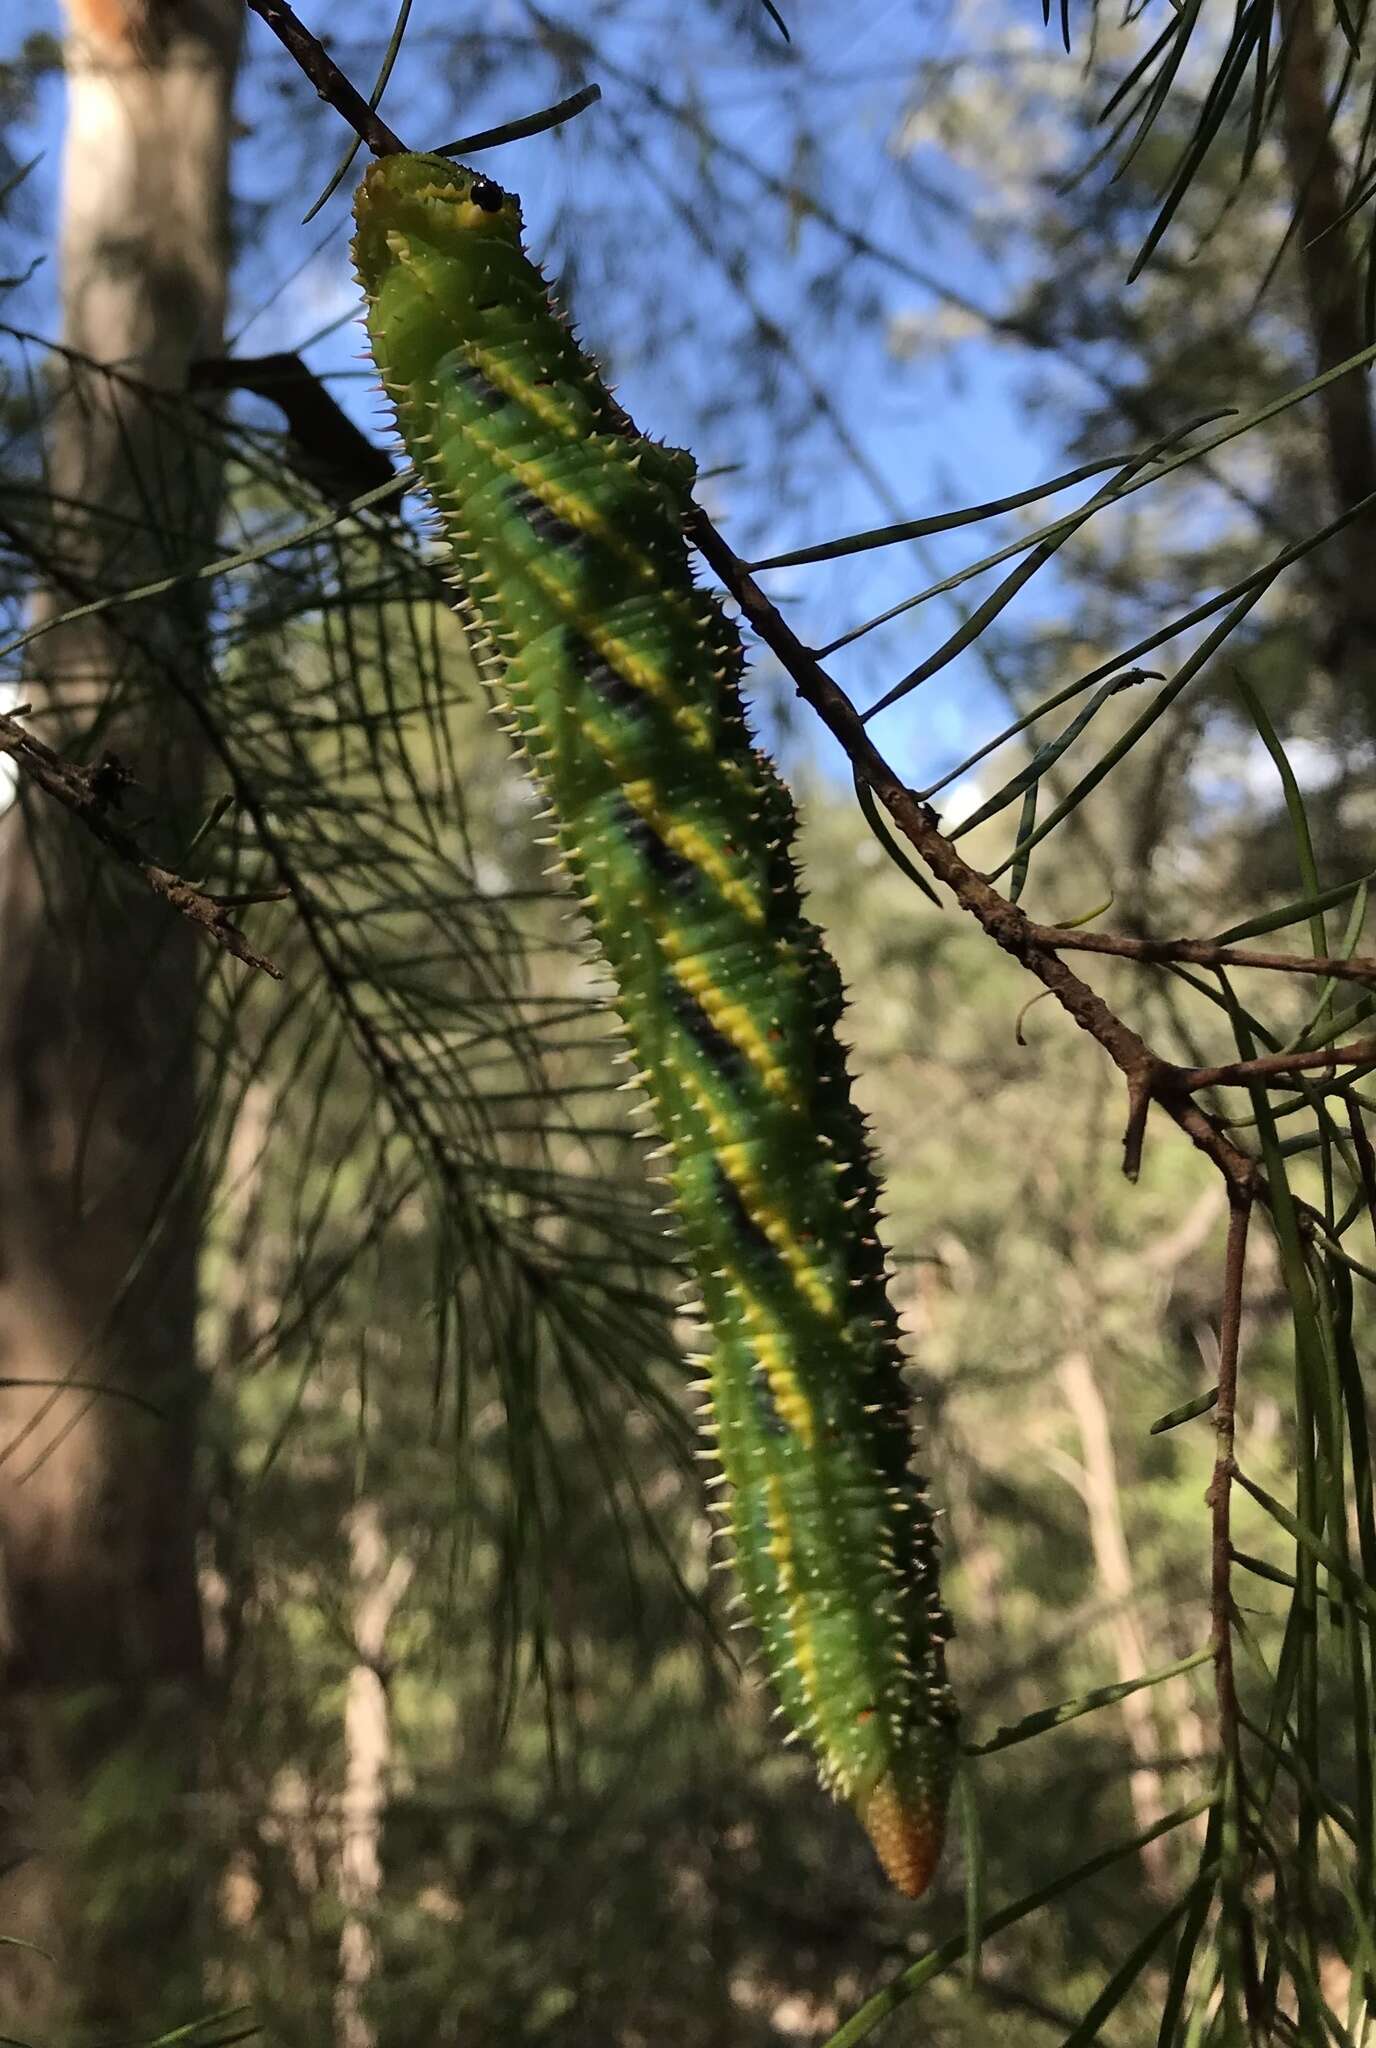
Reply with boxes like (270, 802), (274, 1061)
(857, 1770), (948, 1900)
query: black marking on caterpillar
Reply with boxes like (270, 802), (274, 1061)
(750, 1358), (793, 1439)
(507, 481), (594, 555)
(442, 355), (508, 412)
(611, 798), (702, 896)
(668, 980), (750, 1085)
(571, 634), (652, 720)
(714, 1159), (784, 1266)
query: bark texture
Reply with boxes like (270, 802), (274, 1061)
(1277, 0), (1376, 685)
(0, 0), (240, 2028)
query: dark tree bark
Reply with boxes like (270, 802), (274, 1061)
(0, 0), (240, 2029)
(1278, 0), (1376, 688)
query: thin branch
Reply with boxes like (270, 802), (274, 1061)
(0, 710), (285, 978)
(242, 0), (408, 156)
(1176, 1040), (1376, 1090)
(1025, 924), (1376, 986)
(686, 507), (1259, 1198)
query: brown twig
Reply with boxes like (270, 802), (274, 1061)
(1175, 1041), (1376, 1090)
(243, 0), (408, 156)
(687, 508), (1260, 1197)
(1025, 923), (1376, 987)
(0, 709), (285, 978)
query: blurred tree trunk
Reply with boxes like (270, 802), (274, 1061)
(1056, 1351), (1176, 1900)
(1277, 0), (1376, 684)
(0, 0), (239, 2031)
(336, 1502), (412, 2048)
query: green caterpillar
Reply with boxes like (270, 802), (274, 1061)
(353, 154), (958, 1896)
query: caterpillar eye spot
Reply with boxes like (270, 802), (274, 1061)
(470, 176), (504, 212)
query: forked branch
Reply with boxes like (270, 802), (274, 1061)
(0, 707), (285, 977)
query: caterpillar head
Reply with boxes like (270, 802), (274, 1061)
(354, 154), (531, 389)
(354, 153), (524, 286)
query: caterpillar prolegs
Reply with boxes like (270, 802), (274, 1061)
(353, 155), (959, 1896)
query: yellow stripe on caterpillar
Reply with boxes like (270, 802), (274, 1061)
(659, 931), (802, 1108)
(513, 566), (715, 753)
(672, 1064), (839, 1323)
(763, 1470), (824, 1725)
(620, 778), (766, 925)
(743, 1297), (817, 1448)
(464, 342), (587, 438)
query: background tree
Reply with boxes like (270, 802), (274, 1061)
(0, 0), (239, 2029)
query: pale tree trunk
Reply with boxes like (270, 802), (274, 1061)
(336, 1502), (413, 2048)
(0, 0), (240, 2032)
(1055, 1351), (1207, 1899)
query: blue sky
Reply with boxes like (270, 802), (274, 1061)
(4, 0), (1084, 801)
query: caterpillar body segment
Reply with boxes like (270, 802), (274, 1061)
(353, 153), (958, 1897)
